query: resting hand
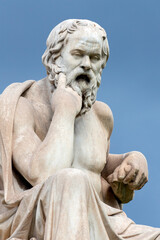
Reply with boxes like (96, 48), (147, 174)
(107, 151), (148, 191)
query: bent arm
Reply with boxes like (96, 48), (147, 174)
(98, 102), (148, 203)
(13, 97), (76, 186)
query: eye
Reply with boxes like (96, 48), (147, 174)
(91, 55), (101, 61)
(71, 50), (83, 58)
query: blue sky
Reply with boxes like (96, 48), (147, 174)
(0, 0), (160, 228)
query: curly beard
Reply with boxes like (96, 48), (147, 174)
(69, 79), (98, 115)
(48, 64), (101, 115)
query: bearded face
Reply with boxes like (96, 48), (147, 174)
(68, 69), (101, 115)
(51, 27), (103, 115)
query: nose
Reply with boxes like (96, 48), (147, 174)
(80, 56), (91, 71)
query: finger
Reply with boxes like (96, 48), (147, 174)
(123, 168), (138, 184)
(135, 175), (148, 190)
(118, 164), (132, 181)
(128, 172), (143, 189)
(138, 177), (148, 190)
(57, 73), (66, 88)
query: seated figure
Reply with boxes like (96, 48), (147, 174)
(0, 19), (160, 240)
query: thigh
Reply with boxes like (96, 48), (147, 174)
(120, 223), (160, 240)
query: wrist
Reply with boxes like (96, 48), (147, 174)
(54, 105), (77, 120)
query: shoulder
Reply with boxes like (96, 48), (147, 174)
(16, 96), (34, 115)
(93, 101), (114, 137)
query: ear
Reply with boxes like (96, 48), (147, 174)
(101, 56), (108, 69)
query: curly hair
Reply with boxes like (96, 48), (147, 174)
(42, 19), (109, 86)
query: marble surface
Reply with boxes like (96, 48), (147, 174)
(0, 19), (159, 240)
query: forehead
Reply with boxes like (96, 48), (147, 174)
(65, 27), (103, 53)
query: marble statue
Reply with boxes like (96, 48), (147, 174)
(0, 19), (159, 240)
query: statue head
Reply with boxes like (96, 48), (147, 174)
(42, 19), (109, 114)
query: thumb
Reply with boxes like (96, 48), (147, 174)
(57, 73), (66, 88)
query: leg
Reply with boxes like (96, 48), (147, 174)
(43, 168), (91, 240)
(120, 223), (160, 240)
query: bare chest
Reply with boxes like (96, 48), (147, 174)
(33, 104), (109, 174)
(72, 111), (108, 173)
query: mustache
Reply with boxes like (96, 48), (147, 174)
(67, 71), (96, 97)
(67, 68), (94, 85)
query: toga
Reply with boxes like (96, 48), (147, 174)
(0, 81), (160, 240)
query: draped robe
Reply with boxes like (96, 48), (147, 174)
(0, 81), (159, 240)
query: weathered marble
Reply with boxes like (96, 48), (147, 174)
(0, 19), (159, 240)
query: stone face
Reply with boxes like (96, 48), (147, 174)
(0, 19), (160, 240)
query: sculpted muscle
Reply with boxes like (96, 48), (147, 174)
(94, 101), (114, 139)
(13, 96), (41, 184)
(0, 19), (158, 240)
(13, 74), (82, 186)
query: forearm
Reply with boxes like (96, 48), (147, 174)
(13, 107), (76, 186)
(13, 75), (82, 186)
(30, 108), (75, 184)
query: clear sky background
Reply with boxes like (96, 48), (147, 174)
(0, 0), (160, 228)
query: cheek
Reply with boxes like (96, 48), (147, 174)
(92, 62), (102, 73)
(97, 60), (104, 73)
(65, 57), (81, 70)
